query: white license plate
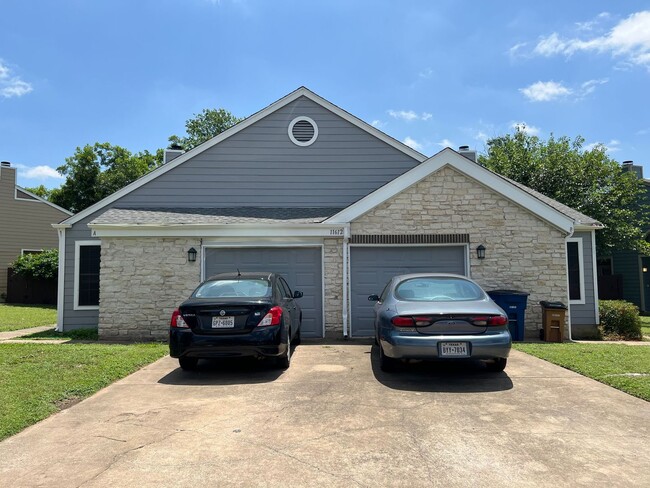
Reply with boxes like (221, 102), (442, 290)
(211, 316), (235, 328)
(440, 342), (469, 357)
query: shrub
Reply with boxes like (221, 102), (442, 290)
(11, 249), (59, 281)
(598, 300), (642, 340)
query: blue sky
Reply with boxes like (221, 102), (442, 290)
(2, 0), (649, 189)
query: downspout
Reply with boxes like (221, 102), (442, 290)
(342, 225), (350, 338)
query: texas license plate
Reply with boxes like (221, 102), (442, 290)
(439, 342), (469, 357)
(212, 316), (235, 328)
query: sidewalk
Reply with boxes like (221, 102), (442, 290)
(0, 325), (54, 341)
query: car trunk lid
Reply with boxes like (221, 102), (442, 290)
(394, 302), (492, 335)
(180, 300), (271, 334)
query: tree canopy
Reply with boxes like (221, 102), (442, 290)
(49, 143), (162, 214)
(168, 108), (242, 151)
(478, 129), (649, 255)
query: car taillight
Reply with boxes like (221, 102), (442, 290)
(258, 306), (282, 327)
(472, 315), (508, 326)
(170, 309), (189, 328)
(412, 316), (433, 326)
(391, 316), (415, 327)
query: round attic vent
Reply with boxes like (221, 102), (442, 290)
(288, 116), (318, 146)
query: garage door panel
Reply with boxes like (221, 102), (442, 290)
(350, 246), (466, 337)
(205, 247), (323, 338)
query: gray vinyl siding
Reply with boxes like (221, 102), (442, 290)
(611, 250), (642, 309)
(117, 96), (421, 208)
(569, 231), (597, 334)
(62, 213), (101, 329)
(0, 166), (70, 297)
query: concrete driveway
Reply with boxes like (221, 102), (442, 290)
(0, 342), (648, 487)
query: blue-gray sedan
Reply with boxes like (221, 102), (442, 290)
(369, 273), (511, 372)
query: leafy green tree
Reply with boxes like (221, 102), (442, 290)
(23, 185), (52, 199)
(478, 129), (649, 255)
(50, 143), (163, 213)
(168, 108), (242, 151)
(11, 249), (59, 280)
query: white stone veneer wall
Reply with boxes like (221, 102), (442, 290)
(99, 237), (201, 341)
(323, 238), (343, 335)
(351, 165), (569, 337)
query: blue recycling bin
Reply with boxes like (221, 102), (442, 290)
(487, 290), (530, 341)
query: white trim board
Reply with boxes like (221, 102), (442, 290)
(56, 228), (66, 331)
(73, 240), (101, 311)
(325, 148), (575, 234)
(60, 86), (427, 227)
(89, 223), (348, 238)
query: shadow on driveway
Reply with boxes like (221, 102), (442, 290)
(369, 345), (513, 393)
(158, 357), (284, 386)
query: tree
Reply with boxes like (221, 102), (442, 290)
(23, 185), (52, 199)
(11, 249), (59, 280)
(478, 129), (650, 255)
(168, 108), (242, 151)
(50, 143), (163, 213)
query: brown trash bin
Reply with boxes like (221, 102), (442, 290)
(540, 301), (567, 342)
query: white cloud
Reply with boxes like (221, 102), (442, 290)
(402, 137), (423, 151)
(584, 139), (621, 153)
(575, 12), (610, 32)
(508, 42), (528, 58)
(510, 122), (540, 136)
(533, 10), (650, 69)
(388, 110), (433, 122)
(474, 131), (488, 142)
(419, 67), (433, 79)
(435, 138), (455, 149)
(520, 81), (572, 101)
(371, 119), (386, 129)
(0, 60), (33, 98)
(580, 78), (609, 96)
(19, 165), (63, 180)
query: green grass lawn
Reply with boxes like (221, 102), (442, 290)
(640, 316), (650, 338)
(19, 327), (98, 341)
(514, 342), (650, 401)
(0, 342), (168, 440)
(0, 304), (57, 332)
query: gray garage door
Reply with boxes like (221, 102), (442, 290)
(350, 246), (467, 337)
(204, 247), (323, 338)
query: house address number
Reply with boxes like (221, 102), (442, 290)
(329, 228), (344, 236)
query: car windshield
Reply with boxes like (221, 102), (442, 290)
(193, 279), (272, 299)
(395, 277), (485, 302)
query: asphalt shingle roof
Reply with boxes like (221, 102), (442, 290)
(90, 207), (345, 225)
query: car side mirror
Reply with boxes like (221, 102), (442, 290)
(293, 290), (303, 299)
(368, 294), (380, 302)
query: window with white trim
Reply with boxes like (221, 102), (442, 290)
(74, 241), (101, 309)
(567, 238), (585, 304)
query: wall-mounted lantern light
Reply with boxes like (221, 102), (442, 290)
(476, 244), (486, 260)
(187, 247), (197, 263)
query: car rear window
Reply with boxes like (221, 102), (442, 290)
(395, 277), (485, 302)
(193, 279), (272, 299)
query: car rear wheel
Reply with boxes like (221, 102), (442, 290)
(277, 330), (291, 369)
(379, 343), (399, 372)
(179, 357), (198, 371)
(486, 357), (507, 372)
(293, 326), (301, 346)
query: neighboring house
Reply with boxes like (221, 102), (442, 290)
(599, 161), (650, 311)
(0, 162), (72, 299)
(53, 87), (603, 340)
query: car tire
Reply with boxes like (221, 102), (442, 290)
(379, 344), (399, 372)
(486, 357), (507, 372)
(293, 326), (301, 346)
(277, 330), (291, 369)
(179, 357), (198, 371)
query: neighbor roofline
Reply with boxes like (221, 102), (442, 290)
(59, 86), (427, 227)
(16, 185), (73, 216)
(325, 148), (576, 233)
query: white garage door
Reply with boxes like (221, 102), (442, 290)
(350, 246), (467, 337)
(204, 247), (323, 338)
